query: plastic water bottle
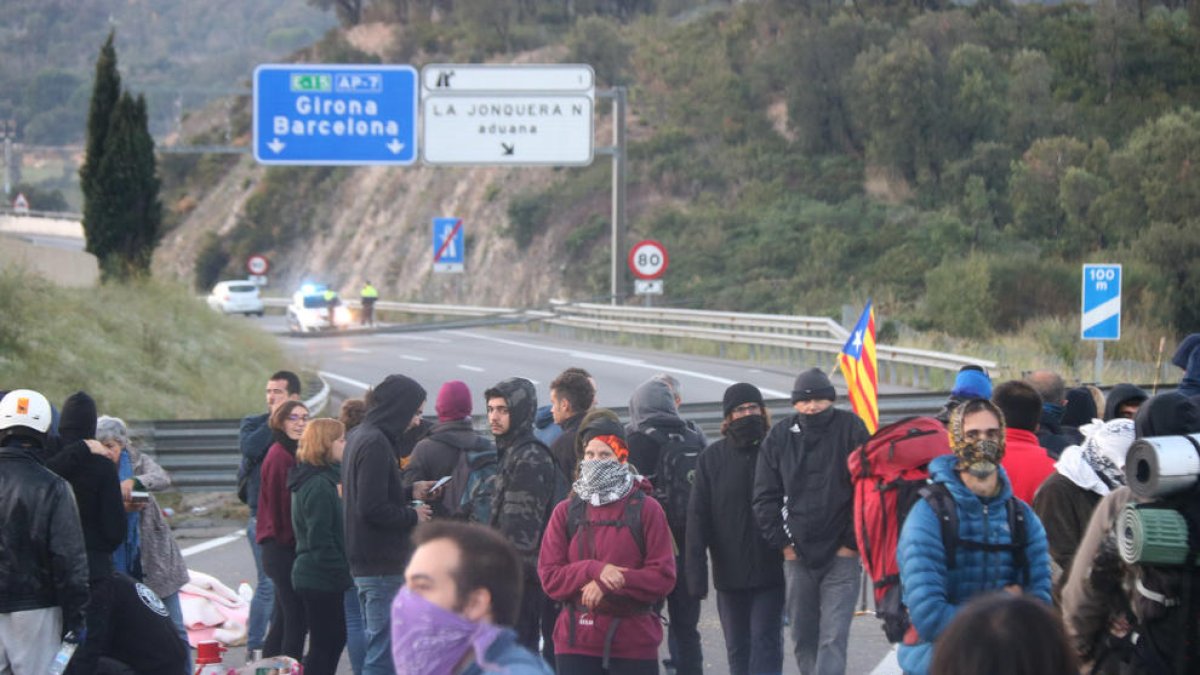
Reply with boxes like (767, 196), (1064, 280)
(47, 637), (77, 675)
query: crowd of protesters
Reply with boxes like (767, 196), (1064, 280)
(4, 331), (1200, 674)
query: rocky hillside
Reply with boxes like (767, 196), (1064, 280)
(154, 28), (626, 307)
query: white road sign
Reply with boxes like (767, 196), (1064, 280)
(422, 95), (593, 165)
(422, 64), (594, 95)
(628, 240), (669, 280)
(635, 279), (664, 295)
(421, 64), (595, 166)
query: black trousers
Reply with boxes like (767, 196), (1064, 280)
(556, 654), (658, 674)
(260, 539), (307, 660)
(298, 587), (347, 675)
(516, 577), (548, 653)
(666, 554), (703, 675)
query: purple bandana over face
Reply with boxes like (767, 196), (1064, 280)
(391, 587), (504, 675)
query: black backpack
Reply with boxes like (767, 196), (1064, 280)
(565, 489), (647, 561)
(885, 483), (1030, 643)
(641, 426), (704, 536)
(1116, 488), (1200, 675)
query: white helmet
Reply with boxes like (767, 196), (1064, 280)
(0, 389), (52, 434)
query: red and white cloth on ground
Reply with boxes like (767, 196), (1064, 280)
(178, 569), (250, 647)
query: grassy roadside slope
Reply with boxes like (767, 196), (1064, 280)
(0, 270), (288, 419)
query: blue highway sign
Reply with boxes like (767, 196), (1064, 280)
(433, 217), (464, 273)
(1081, 264), (1121, 340)
(253, 64), (417, 165)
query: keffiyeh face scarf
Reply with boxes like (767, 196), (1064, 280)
(949, 400), (1007, 479)
(573, 458), (634, 506)
(1079, 417), (1135, 490)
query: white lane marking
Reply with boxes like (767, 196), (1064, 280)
(342, 347), (371, 354)
(181, 529), (246, 558)
(319, 370), (371, 390)
(458, 364), (485, 372)
(449, 331), (791, 398)
(869, 647), (901, 675)
(382, 334), (449, 343)
(401, 355), (428, 362)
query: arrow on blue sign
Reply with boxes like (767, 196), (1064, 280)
(1081, 264), (1121, 340)
(253, 64), (417, 165)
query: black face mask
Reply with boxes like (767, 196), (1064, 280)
(728, 415), (768, 447)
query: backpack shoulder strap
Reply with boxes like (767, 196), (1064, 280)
(624, 489), (647, 559)
(566, 496), (589, 560)
(919, 482), (960, 570)
(1006, 497), (1030, 586)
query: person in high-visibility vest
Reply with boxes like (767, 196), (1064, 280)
(360, 282), (379, 327)
(323, 289), (340, 329)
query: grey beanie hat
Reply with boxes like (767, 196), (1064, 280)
(791, 368), (836, 403)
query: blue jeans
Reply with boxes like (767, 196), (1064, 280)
(354, 575), (404, 675)
(344, 586), (366, 674)
(246, 517), (276, 650)
(716, 586), (785, 675)
(783, 555), (861, 675)
(162, 591), (192, 675)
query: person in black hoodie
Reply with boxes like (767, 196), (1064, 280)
(753, 368), (869, 675)
(686, 383), (784, 675)
(485, 377), (562, 664)
(1104, 383), (1148, 421)
(43, 391), (126, 582)
(626, 377), (706, 675)
(547, 368), (595, 483)
(342, 374), (434, 675)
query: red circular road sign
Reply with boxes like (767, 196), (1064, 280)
(246, 254), (270, 276)
(628, 240), (668, 280)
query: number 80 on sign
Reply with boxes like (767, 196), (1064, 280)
(628, 240), (669, 280)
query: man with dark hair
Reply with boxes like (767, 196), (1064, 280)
(1103, 383), (1148, 421)
(1025, 370), (1076, 458)
(548, 368), (595, 482)
(993, 381), (1055, 504)
(0, 389), (89, 673)
(392, 521), (551, 674)
(485, 378), (562, 663)
(753, 368), (869, 675)
(238, 369), (300, 659)
(534, 367), (595, 446)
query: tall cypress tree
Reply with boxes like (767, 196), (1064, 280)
(80, 32), (161, 280)
(90, 93), (162, 279)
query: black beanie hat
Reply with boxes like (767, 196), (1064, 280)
(791, 368), (836, 403)
(723, 383), (764, 417)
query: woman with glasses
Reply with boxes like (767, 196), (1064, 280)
(257, 399), (310, 659)
(685, 384), (785, 675)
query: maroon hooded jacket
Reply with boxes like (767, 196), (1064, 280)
(537, 478), (676, 662)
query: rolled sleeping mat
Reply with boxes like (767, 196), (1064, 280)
(1125, 434), (1200, 500)
(1118, 504), (1199, 567)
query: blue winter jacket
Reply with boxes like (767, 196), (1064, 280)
(897, 455), (1052, 675)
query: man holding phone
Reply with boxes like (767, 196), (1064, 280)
(405, 381), (493, 518)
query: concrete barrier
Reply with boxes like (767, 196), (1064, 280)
(0, 213), (85, 239)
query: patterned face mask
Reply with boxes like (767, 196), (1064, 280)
(948, 401), (1006, 478)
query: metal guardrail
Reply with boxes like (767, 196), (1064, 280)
(134, 391), (954, 492)
(260, 297), (513, 318)
(0, 207), (83, 220)
(555, 301), (851, 339)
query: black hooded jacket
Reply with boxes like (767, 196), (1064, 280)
(487, 378), (559, 574)
(343, 374), (426, 576)
(752, 406), (870, 569)
(686, 418), (785, 596)
(1104, 384), (1149, 422)
(1134, 392), (1200, 438)
(43, 391), (126, 581)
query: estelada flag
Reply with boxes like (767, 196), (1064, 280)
(839, 300), (878, 434)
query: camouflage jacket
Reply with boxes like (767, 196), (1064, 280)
(491, 430), (559, 575)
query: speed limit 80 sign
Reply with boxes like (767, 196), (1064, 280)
(628, 240), (668, 280)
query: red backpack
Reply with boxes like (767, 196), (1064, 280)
(848, 416), (952, 642)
